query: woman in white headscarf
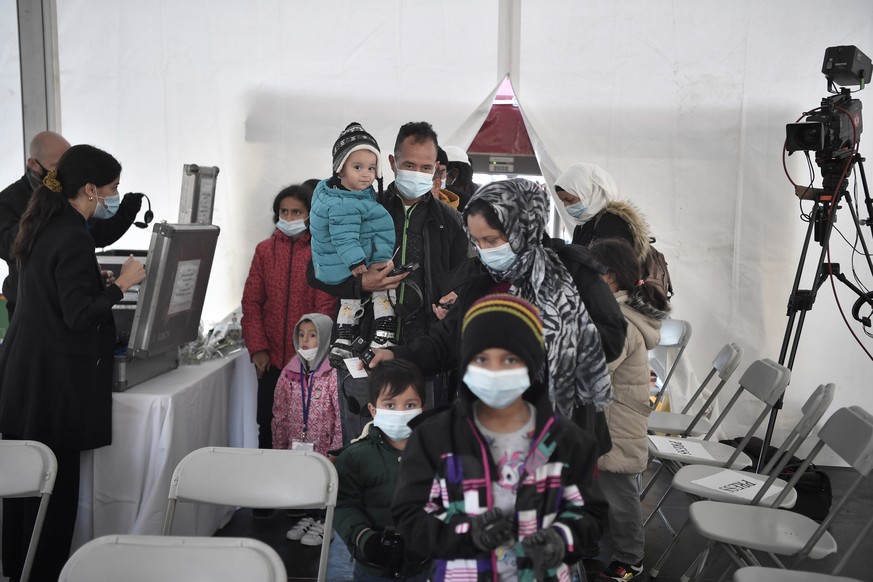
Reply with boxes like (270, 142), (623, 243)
(554, 163), (651, 265)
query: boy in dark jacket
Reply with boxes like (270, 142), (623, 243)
(334, 359), (430, 580)
(392, 294), (608, 582)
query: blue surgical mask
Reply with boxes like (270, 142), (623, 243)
(476, 242), (517, 272)
(463, 365), (530, 409)
(394, 170), (434, 200)
(373, 408), (423, 441)
(565, 201), (587, 218)
(93, 195), (120, 220)
(277, 218), (307, 237)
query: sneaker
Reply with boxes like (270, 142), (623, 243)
(599, 560), (643, 581)
(300, 521), (334, 546)
(251, 508), (274, 519)
(286, 517), (315, 541)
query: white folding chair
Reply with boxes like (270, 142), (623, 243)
(648, 343), (743, 436)
(686, 406), (873, 582)
(648, 342), (743, 437)
(58, 534), (286, 582)
(162, 447), (337, 582)
(646, 383), (836, 579)
(734, 566), (864, 582)
(649, 318), (693, 410)
(641, 358), (791, 504)
(0, 440), (57, 582)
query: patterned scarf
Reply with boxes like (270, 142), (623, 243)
(464, 179), (613, 414)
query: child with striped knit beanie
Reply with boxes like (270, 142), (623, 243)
(309, 123), (397, 361)
(392, 294), (607, 582)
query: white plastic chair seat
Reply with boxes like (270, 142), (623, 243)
(734, 566), (862, 582)
(671, 464), (797, 507)
(689, 501), (838, 559)
(647, 435), (752, 469)
(648, 411), (712, 436)
(58, 535), (286, 582)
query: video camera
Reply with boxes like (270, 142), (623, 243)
(786, 46), (871, 159)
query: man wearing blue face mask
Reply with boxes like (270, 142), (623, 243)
(0, 133), (145, 318)
(308, 122), (468, 422)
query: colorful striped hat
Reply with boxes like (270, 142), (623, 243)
(461, 294), (545, 374)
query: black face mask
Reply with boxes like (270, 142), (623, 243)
(25, 160), (49, 191)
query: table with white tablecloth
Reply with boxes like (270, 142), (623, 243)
(71, 350), (257, 551)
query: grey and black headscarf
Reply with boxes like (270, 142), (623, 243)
(464, 178), (613, 414)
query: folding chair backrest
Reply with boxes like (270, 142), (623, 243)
(705, 358), (790, 443)
(772, 406), (873, 571)
(0, 440), (58, 582)
(713, 342), (743, 381)
(678, 342), (743, 422)
(58, 535), (286, 582)
(749, 383), (835, 504)
(651, 318), (693, 408)
(163, 447), (338, 582)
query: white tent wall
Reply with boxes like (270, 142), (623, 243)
(49, 0), (498, 326)
(2, 1), (872, 461)
(517, 0), (873, 461)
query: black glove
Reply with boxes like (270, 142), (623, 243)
(470, 508), (514, 552)
(119, 192), (144, 218)
(522, 527), (566, 579)
(361, 529), (403, 568)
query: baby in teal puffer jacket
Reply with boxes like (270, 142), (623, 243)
(310, 123), (397, 359)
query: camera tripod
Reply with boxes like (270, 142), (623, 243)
(759, 153), (873, 468)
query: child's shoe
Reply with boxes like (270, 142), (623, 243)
(286, 516), (316, 541)
(300, 521), (334, 546)
(329, 324), (358, 365)
(369, 316), (396, 349)
(599, 560), (643, 581)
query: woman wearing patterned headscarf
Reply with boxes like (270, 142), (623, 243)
(380, 178), (613, 430)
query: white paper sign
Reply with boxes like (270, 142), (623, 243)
(690, 469), (785, 501)
(648, 436), (714, 460)
(343, 357), (369, 379)
(168, 259), (201, 315)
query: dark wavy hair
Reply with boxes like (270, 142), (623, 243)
(14, 144), (121, 265)
(588, 238), (669, 311)
(271, 184), (312, 224)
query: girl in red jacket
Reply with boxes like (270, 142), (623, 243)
(241, 184), (337, 452)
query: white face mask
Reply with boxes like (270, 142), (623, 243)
(394, 169), (434, 200)
(277, 218), (307, 237)
(463, 365), (530, 409)
(297, 347), (318, 362)
(440, 179), (447, 190)
(372, 408), (422, 441)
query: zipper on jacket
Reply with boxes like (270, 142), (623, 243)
(396, 204), (416, 343)
(282, 238), (294, 367)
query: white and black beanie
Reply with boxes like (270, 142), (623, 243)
(332, 122), (382, 178)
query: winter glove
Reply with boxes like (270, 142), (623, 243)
(119, 192), (144, 219)
(470, 508), (514, 552)
(522, 527), (566, 580)
(361, 529), (404, 568)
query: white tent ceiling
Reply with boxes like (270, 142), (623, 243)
(2, 0), (872, 462)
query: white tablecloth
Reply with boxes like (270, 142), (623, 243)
(71, 350), (257, 550)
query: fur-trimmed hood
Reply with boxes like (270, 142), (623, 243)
(600, 200), (651, 263)
(615, 290), (666, 350)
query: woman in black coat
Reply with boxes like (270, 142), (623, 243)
(0, 144), (146, 582)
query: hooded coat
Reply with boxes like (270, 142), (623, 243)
(599, 292), (666, 474)
(271, 313), (342, 454)
(392, 378), (608, 582)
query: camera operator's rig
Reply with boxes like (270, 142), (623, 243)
(760, 46), (873, 464)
